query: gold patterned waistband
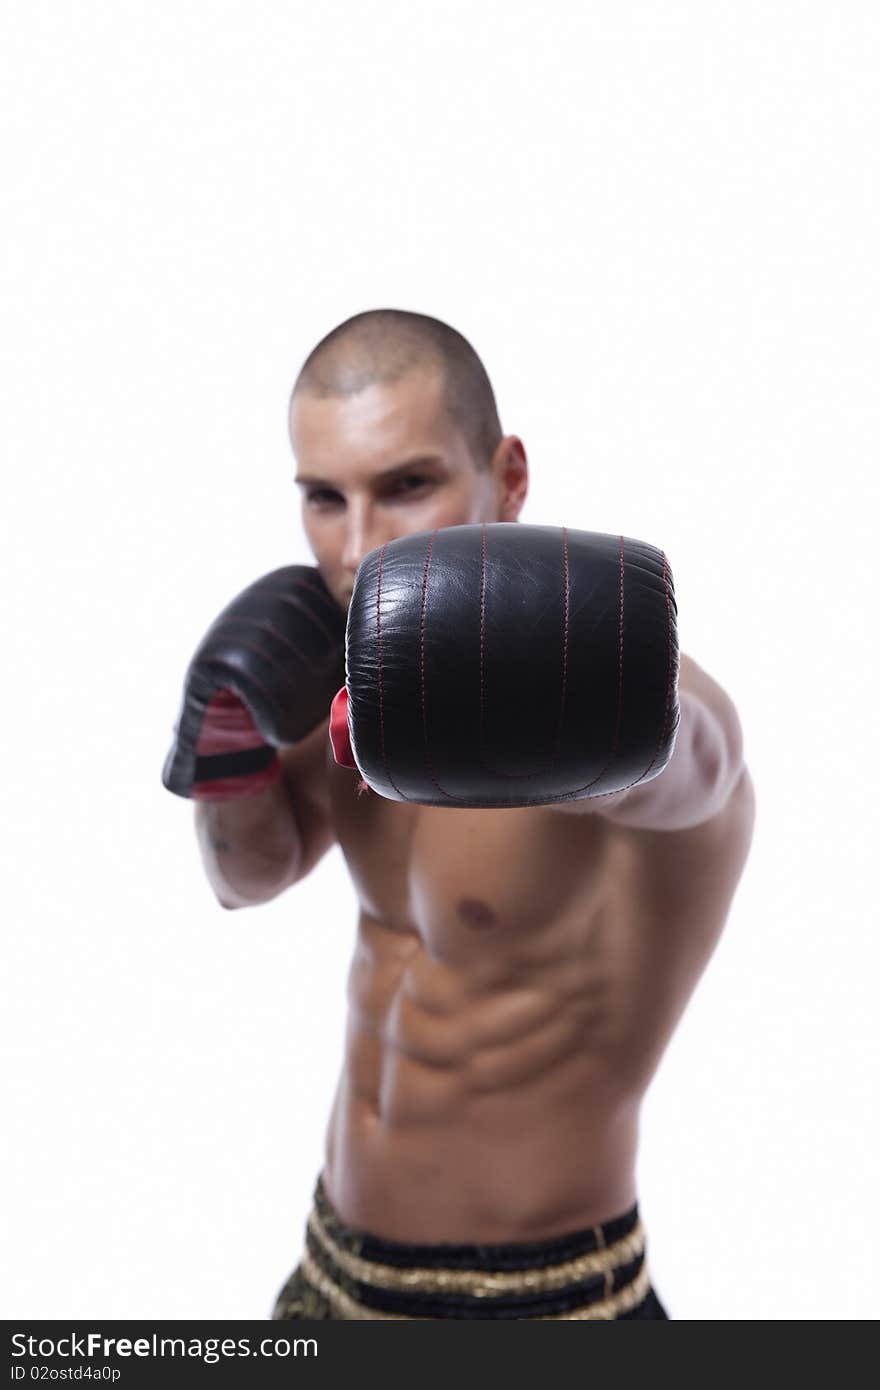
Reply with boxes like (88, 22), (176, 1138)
(300, 1246), (651, 1320)
(301, 1190), (651, 1320)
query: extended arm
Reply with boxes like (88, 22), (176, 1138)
(558, 653), (746, 830)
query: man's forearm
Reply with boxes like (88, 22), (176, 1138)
(194, 780), (303, 909)
(599, 688), (741, 829)
(555, 654), (745, 830)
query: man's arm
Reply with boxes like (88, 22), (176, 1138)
(553, 653), (747, 831)
(195, 720), (335, 909)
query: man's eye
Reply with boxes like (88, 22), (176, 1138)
(306, 489), (343, 506)
(389, 477), (430, 497)
(305, 478), (431, 507)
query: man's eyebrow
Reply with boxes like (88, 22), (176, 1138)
(294, 455), (447, 488)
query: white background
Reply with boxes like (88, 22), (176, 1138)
(3, 0), (877, 1320)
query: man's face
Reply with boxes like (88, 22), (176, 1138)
(291, 367), (521, 612)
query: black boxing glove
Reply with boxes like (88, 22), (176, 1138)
(331, 524), (679, 808)
(162, 565), (345, 801)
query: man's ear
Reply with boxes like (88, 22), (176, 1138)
(491, 435), (528, 521)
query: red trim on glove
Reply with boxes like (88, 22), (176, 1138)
(329, 686), (357, 768)
(192, 687), (280, 800)
(191, 762), (282, 801)
(196, 688), (265, 754)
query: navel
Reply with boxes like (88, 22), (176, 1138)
(457, 897), (498, 929)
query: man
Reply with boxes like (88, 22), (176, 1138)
(163, 309), (755, 1320)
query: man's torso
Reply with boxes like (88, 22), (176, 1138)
(292, 723), (754, 1243)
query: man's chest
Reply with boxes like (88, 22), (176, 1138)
(328, 761), (617, 971)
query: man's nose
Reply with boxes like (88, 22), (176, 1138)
(341, 500), (383, 576)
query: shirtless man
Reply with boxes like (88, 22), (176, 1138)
(163, 309), (755, 1321)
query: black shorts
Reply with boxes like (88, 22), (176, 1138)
(271, 1176), (669, 1321)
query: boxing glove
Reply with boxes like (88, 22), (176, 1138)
(331, 523), (679, 808)
(162, 565), (346, 801)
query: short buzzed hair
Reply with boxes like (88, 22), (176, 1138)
(291, 308), (503, 468)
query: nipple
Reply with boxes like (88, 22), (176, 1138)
(457, 897), (497, 929)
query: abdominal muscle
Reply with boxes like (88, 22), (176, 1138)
(321, 906), (643, 1244)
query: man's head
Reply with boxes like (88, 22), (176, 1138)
(289, 309), (528, 611)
